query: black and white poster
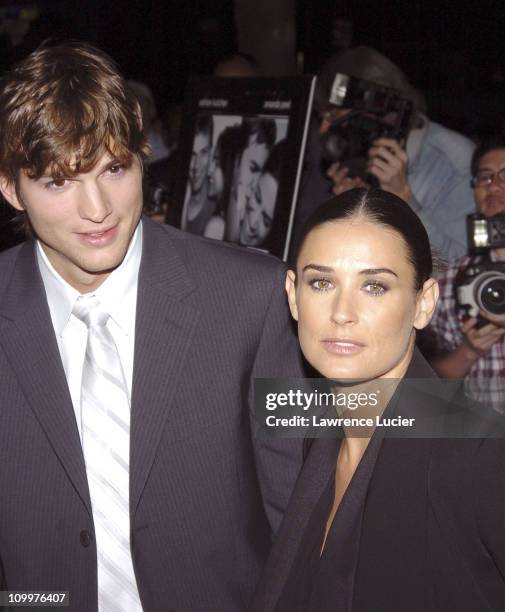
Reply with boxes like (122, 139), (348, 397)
(173, 76), (315, 260)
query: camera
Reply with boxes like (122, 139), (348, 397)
(457, 262), (505, 317)
(466, 212), (505, 255)
(456, 213), (505, 317)
(321, 73), (413, 180)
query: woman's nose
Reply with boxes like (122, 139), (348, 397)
(330, 290), (358, 325)
(248, 202), (260, 231)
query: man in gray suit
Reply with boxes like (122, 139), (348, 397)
(0, 42), (303, 611)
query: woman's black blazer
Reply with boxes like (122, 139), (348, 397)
(252, 350), (505, 611)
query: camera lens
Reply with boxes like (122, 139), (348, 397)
(477, 274), (505, 315)
(322, 128), (349, 162)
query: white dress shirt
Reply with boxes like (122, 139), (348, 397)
(37, 222), (143, 611)
(37, 223), (142, 440)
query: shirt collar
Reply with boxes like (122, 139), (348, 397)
(37, 221), (143, 336)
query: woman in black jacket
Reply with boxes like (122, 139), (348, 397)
(253, 188), (505, 611)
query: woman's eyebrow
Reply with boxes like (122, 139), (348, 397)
(359, 267), (398, 277)
(302, 264), (334, 273)
(301, 264), (399, 278)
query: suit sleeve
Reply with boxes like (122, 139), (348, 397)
(475, 439), (505, 580)
(0, 552), (5, 593)
(248, 262), (305, 535)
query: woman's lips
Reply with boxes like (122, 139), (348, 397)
(76, 225), (118, 247)
(321, 339), (365, 355)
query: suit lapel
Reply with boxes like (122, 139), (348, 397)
(255, 436), (341, 611)
(130, 219), (200, 514)
(0, 242), (91, 514)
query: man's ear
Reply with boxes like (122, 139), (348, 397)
(414, 278), (439, 330)
(285, 269), (299, 322)
(0, 176), (23, 211)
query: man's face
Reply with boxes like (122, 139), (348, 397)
(1, 152), (143, 293)
(473, 148), (505, 217)
(189, 131), (211, 193)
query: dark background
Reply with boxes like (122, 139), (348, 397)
(1, 0), (504, 136)
(1, 0), (505, 249)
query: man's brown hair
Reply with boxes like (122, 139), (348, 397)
(0, 40), (150, 188)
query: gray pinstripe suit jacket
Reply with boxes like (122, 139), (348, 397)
(0, 217), (304, 611)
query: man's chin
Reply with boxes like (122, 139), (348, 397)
(77, 249), (127, 277)
(482, 200), (505, 217)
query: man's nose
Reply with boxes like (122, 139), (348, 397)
(78, 184), (112, 223)
(488, 177), (505, 193)
(330, 290), (358, 325)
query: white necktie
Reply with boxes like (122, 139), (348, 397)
(73, 295), (142, 612)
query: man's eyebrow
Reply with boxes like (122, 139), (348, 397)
(37, 172), (70, 180)
(477, 166), (505, 173)
(37, 157), (124, 180)
(101, 157), (120, 168)
(359, 267), (398, 277)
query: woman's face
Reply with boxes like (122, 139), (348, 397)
(286, 217), (437, 381)
(239, 172), (278, 246)
(230, 134), (270, 220)
(207, 147), (223, 200)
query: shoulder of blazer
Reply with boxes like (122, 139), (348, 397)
(0, 240), (31, 297)
(406, 347), (439, 378)
(148, 217), (287, 278)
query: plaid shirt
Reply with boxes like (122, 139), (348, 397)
(428, 254), (505, 413)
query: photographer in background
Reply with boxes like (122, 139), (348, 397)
(294, 46), (475, 261)
(427, 135), (505, 411)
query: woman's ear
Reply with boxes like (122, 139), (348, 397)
(0, 176), (23, 211)
(285, 269), (299, 322)
(414, 278), (439, 330)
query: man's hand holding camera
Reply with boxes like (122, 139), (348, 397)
(327, 137), (413, 202)
(462, 315), (505, 359)
(326, 162), (368, 195)
(367, 138), (412, 201)
(480, 310), (505, 328)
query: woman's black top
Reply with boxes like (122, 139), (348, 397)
(275, 434), (383, 612)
